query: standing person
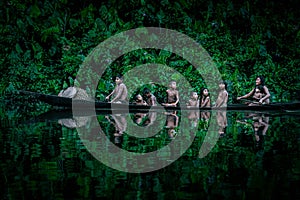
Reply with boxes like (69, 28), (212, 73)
(199, 88), (211, 121)
(143, 88), (157, 106)
(162, 80), (179, 107)
(237, 76), (271, 105)
(186, 92), (200, 127)
(105, 75), (128, 103)
(186, 91), (199, 108)
(200, 88), (211, 108)
(214, 81), (228, 108)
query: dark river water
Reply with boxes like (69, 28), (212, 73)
(1, 103), (300, 199)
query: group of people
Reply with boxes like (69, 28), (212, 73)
(104, 74), (271, 108)
(57, 74), (270, 108)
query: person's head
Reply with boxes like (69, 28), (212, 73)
(256, 85), (264, 93)
(135, 94), (143, 101)
(200, 88), (209, 97)
(143, 88), (151, 97)
(168, 128), (177, 138)
(190, 91), (198, 100)
(169, 80), (177, 89)
(218, 81), (227, 90)
(256, 76), (265, 86)
(115, 74), (123, 84)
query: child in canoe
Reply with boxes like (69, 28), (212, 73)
(143, 88), (157, 106)
(105, 75), (128, 103)
(186, 91), (199, 108)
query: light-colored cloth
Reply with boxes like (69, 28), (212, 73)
(58, 87), (92, 101)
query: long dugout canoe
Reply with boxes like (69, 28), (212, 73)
(17, 90), (300, 111)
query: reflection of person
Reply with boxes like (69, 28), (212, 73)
(188, 110), (199, 128)
(133, 112), (147, 125)
(186, 91), (199, 108)
(105, 114), (127, 144)
(165, 112), (179, 138)
(214, 81), (228, 108)
(216, 111), (227, 136)
(142, 112), (157, 126)
(143, 88), (157, 106)
(237, 113), (270, 148)
(162, 80), (179, 107)
(200, 111), (211, 121)
(237, 75), (271, 105)
(105, 75), (128, 103)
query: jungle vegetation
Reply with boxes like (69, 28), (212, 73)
(1, 0), (299, 103)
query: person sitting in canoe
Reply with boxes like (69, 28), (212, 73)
(105, 75), (128, 103)
(134, 94), (147, 105)
(143, 88), (157, 106)
(162, 80), (179, 107)
(252, 85), (264, 102)
(186, 91), (199, 108)
(214, 81), (228, 108)
(237, 76), (270, 105)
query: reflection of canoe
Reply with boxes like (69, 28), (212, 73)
(18, 90), (300, 111)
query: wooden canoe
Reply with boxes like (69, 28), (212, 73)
(17, 90), (300, 111)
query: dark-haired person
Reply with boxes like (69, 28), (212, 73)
(143, 88), (157, 106)
(214, 81), (228, 108)
(200, 88), (211, 108)
(134, 94), (147, 105)
(237, 76), (270, 105)
(105, 75), (128, 103)
(186, 91), (199, 108)
(162, 80), (179, 107)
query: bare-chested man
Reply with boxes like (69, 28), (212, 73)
(162, 80), (179, 107)
(105, 75), (128, 103)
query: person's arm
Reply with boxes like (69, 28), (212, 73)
(201, 97), (210, 108)
(151, 95), (157, 106)
(259, 86), (270, 104)
(223, 91), (228, 105)
(106, 88), (115, 100)
(172, 90), (179, 106)
(186, 99), (192, 107)
(237, 89), (255, 100)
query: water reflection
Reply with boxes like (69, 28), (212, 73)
(105, 114), (127, 144)
(216, 111), (227, 137)
(58, 116), (90, 129)
(237, 112), (270, 149)
(164, 111), (179, 138)
(1, 106), (300, 199)
(188, 110), (200, 128)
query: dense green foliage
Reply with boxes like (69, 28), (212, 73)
(1, 0), (299, 102)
